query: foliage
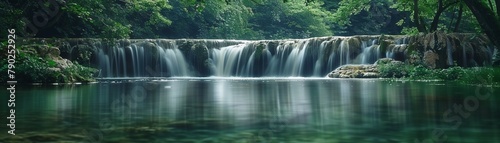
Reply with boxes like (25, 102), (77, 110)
(331, 0), (370, 27)
(390, 0), (484, 33)
(457, 67), (499, 85)
(0, 1), (24, 39)
(60, 0), (172, 38)
(2, 51), (58, 83)
(0, 45), (97, 83)
(250, 0), (334, 39)
(1, 0), (172, 39)
(401, 27), (420, 35)
(196, 0), (263, 39)
(378, 60), (500, 85)
(1, 0), (498, 40)
(407, 65), (435, 79)
(61, 62), (98, 82)
(377, 61), (410, 78)
(377, 50), (498, 84)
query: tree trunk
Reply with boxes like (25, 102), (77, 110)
(496, 0), (500, 17)
(413, 0), (427, 32)
(453, 4), (463, 32)
(429, 0), (444, 32)
(463, 0), (500, 49)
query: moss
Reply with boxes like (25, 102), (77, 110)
(177, 40), (195, 56)
(254, 43), (266, 59)
(267, 41), (279, 55)
(71, 45), (97, 67)
(379, 40), (390, 58)
(252, 42), (269, 76)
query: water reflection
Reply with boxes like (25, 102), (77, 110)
(0, 79), (498, 142)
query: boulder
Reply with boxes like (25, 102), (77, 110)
(327, 64), (379, 78)
(374, 58), (395, 65)
(423, 50), (439, 69)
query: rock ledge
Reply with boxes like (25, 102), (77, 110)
(327, 64), (379, 78)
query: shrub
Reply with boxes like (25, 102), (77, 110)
(0, 46), (97, 83)
(458, 67), (495, 85)
(408, 65), (435, 79)
(378, 61), (410, 78)
(378, 57), (499, 85)
(437, 66), (465, 81)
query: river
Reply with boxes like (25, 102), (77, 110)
(1, 78), (499, 142)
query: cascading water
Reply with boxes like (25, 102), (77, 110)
(446, 37), (454, 66)
(94, 36), (418, 77)
(97, 40), (190, 77)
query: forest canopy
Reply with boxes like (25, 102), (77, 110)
(0, 0), (498, 41)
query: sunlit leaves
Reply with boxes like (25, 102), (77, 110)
(332, 0), (370, 27)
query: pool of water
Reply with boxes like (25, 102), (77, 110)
(1, 78), (499, 143)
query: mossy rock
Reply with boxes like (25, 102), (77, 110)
(375, 58), (395, 65)
(177, 40), (195, 56)
(254, 42), (266, 59)
(379, 40), (392, 58)
(71, 44), (97, 67)
(193, 44), (211, 76)
(267, 41), (279, 55)
(331, 38), (342, 52)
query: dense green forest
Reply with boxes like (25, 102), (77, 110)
(1, 0), (498, 40)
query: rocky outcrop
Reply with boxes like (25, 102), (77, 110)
(27, 45), (74, 71)
(408, 32), (495, 68)
(0, 40), (98, 83)
(327, 58), (405, 78)
(327, 64), (379, 78)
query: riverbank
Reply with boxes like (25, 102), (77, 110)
(328, 58), (500, 85)
(0, 41), (98, 84)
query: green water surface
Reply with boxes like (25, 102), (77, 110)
(1, 78), (499, 143)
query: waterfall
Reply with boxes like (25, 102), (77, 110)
(95, 37), (410, 77)
(97, 40), (190, 77)
(360, 39), (379, 64)
(446, 38), (454, 66)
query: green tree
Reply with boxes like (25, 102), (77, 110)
(172, 0), (334, 39)
(390, 0), (474, 33)
(250, 0), (334, 39)
(2, 0), (172, 39)
(462, 0), (500, 49)
(196, 0), (262, 39)
(329, 0), (403, 35)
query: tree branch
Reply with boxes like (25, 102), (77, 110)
(430, 0), (459, 32)
(443, 0), (460, 10)
(463, 0), (500, 49)
(488, 0), (494, 11)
